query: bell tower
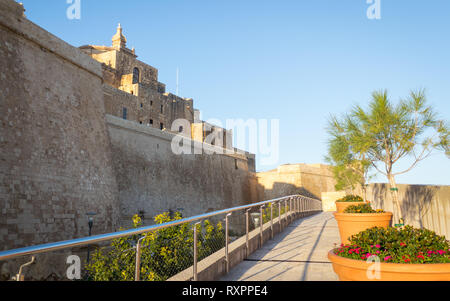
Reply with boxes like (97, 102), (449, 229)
(112, 23), (127, 49)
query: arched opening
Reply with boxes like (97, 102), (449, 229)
(132, 67), (140, 84)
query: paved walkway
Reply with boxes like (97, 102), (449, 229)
(220, 212), (340, 281)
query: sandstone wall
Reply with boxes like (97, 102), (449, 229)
(0, 0), (121, 251)
(106, 115), (259, 231)
(256, 164), (336, 201)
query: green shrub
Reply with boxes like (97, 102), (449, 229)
(343, 203), (384, 213)
(333, 226), (450, 264)
(85, 212), (224, 281)
(262, 203), (288, 224)
(336, 195), (364, 202)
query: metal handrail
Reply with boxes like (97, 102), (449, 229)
(0, 195), (322, 262)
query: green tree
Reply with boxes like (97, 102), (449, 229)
(327, 90), (449, 223)
(325, 131), (371, 198)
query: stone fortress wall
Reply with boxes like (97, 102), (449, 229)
(106, 115), (259, 230)
(0, 0), (121, 251)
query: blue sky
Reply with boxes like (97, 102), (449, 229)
(19, 0), (450, 185)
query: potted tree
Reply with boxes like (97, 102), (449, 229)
(326, 89), (449, 225)
(335, 195), (367, 213)
(328, 226), (450, 281)
(334, 203), (392, 244)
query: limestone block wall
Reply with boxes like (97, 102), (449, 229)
(115, 49), (159, 85)
(103, 84), (194, 133)
(0, 0), (121, 252)
(103, 84), (140, 121)
(105, 115), (259, 231)
(256, 164), (336, 201)
(321, 191), (346, 212)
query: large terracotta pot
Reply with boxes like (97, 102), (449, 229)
(334, 212), (392, 244)
(335, 201), (368, 213)
(328, 250), (450, 281)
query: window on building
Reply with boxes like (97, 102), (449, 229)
(179, 126), (183, 133)
(140, 103), (143, 108)
(160, 123), (164, 130)
(149, 119), (153, 125)
(132, 67), (140, 84)
(139, 121), (143, 124)
(150, 101), (153, 106)
(122, 107), (127, 120)
(235, 159), (238, 170)
(160, 105), (163, 114)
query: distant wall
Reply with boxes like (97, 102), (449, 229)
(366, 183), (450, 239)
(321, 191), (346, 212)
(106, 115), (259, 232)
(256, 164), (336, 201)
(0, 0), (120, 252)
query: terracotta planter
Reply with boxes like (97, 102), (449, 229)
(335, 201), (368, 213)
(328, 250), (450, 281)
(334, 212), (392, 244)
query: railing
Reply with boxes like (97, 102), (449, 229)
(0, 195), (322, 281)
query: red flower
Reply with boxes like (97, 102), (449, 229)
(400, 242), (406, 247)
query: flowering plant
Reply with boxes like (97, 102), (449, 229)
(343, 203), (384, 214)
(336, 195), (364, 202)
(333, 226), (450, 264)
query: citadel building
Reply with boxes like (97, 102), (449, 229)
(79, 24), (234, 152)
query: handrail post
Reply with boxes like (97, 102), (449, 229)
(270, 202), (274, 239)
(287, 198), (290, 224)
(245, 209), (250, 258)
(225, 213), (232, 273)
(16, 256), (35, 281)
(135, 236), (145, 281)
(293, 197), (296, 217)
(301, 197), (304, 217)
(278, 201), (282, 231)
(193, 222), (201, 281)
(285, 200), (288, 225)
(260, 205), (265, 247)
(289, 197), (293, 222)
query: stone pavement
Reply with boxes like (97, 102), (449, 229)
(220, 212), (340, 281)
